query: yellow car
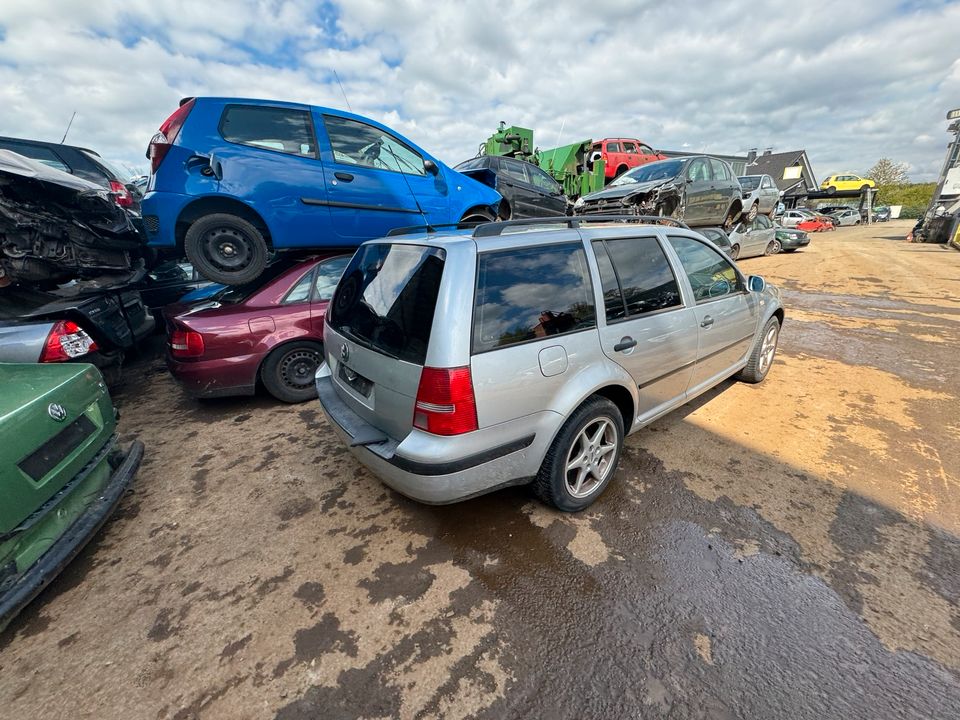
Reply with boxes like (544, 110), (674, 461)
(820, 174), (877, 193)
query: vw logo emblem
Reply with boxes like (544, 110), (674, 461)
(340, 343), (349, 362)
(48, 403), (67, 422)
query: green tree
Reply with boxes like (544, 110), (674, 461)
(868, 158), (910, 186)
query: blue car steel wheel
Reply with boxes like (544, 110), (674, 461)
(202, 226), (254, 271)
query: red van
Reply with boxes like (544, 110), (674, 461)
(590, 138), (666, 182)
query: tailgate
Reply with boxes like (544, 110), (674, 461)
(323, 243), (446, 441)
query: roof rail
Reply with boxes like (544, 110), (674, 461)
(385, 221), (486, 237)
(472, 214), (690, 237)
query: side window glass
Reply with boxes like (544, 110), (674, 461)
(313, 256), (351, 301)
(283, 269), (315, 304)
(639, 144), (655, 155)
(669, 236), (744, 302)
(591, 241), (626, 321)
(323, 115), (425, 175)
(622, 142), (637, 153)
(709, 158), (729, 180)
(602, 237), (683, 317)
(606, 142), (621, 153)
(756, 215), (771, 229)
(501, 160), (530, 184)
(220, 106), (315, 157)
(529, 166), (560, 193)
(473, 244), (596, 353)
(0, 142), (72, 173)
(686, 159), (712, 182)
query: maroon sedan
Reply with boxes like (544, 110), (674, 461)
(166, 254), (351, 402)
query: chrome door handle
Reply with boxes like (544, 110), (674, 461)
(613, 337), (637, 352)
(700, 316), (714, 328)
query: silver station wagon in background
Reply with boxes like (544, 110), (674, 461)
(315, 217), (784, 511)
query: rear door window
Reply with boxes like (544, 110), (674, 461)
(594, 237), (683, 320)
(501, 159), (531, 184)
(709, 158), (730, 180)
(312, 255), (351, 301)
(622, 142), (638, 153)
(328, 244), (444, 364)
(220, 105), (316, 157)
(473, 243), (595, 353)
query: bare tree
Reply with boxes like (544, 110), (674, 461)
(868, 158), (910, 186)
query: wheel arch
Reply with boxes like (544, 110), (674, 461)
(256, 336), (325, 386)
(176, 196), (273, 251)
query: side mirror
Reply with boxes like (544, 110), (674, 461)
(748, 276), (766, 293)
(424, 159), (439, 175)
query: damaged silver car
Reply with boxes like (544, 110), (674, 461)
(0, 150), (148, 289)
(574, 156), (743, 229)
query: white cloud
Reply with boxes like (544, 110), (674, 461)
(1, 0), (958, 181)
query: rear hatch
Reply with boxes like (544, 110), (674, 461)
(0, 363), (114, 537)
(324, 243), (445, 440)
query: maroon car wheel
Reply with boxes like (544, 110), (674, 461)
(261, 341), (324, 403)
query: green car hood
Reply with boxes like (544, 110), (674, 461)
(0, 362), (115, 534)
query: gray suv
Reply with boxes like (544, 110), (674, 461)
(315, 217), (784, 511)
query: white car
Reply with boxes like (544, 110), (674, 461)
(829, 208), (861, 226)
(737, 174), (780, 221)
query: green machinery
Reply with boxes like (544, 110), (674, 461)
(478, 122), (606, 199)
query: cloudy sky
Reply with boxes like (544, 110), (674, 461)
(1, 0), (958, 182)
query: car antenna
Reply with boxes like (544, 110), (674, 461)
(60, 110), (77, 143)
(332, 69), (352, 112)
(380, 142), (429, 225)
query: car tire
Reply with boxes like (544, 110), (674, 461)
(860, 184), (870, 192)
(260, 341), (325, 403)
(746, 202), (759, 222)
(764, 239), (781, 255)
(737, 316), (780, 384)
(534, 396), (624, 512)
(729, 244), (740, 260)
(826, 186), (836, 195)
(184, 213), (269, 286)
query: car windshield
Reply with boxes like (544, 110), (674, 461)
(609, 159), (684, 186)
(738, 176), (761, 191)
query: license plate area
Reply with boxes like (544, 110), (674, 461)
(339, 362), (373, 398)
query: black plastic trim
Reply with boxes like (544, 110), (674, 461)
(388, 435), (536, 476)
(300, 197), (422, 213)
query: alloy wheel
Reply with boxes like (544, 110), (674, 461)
(758, 324), (779, 375)
(564, 418), (618, 498)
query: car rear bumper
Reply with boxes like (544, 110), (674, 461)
(166, 352), (259, 398)
(315, 370), (545, 504)
(0, 439), (143, 632)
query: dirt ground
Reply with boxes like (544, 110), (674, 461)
(1, 219), (958, 719)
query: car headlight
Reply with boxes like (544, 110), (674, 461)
(574, 197), (585, 208)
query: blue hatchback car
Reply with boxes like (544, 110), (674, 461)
(142, 97), (501, 285)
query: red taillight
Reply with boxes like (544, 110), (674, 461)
(108, 180), (134, 208)
(39, 320), (98, 362)
(169, 328), (204, 357)
(147, 98), (195, 173)
(413, 366), (478, 436)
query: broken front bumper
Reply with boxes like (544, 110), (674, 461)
(0, 439), (144, 632)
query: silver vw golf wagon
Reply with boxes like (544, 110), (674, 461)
(315, 217), (783, 511)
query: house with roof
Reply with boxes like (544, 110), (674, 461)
(744, 149), (818, 208)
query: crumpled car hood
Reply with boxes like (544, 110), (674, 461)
(582, 177), (675, 202)
(0, 150), (148, 289)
